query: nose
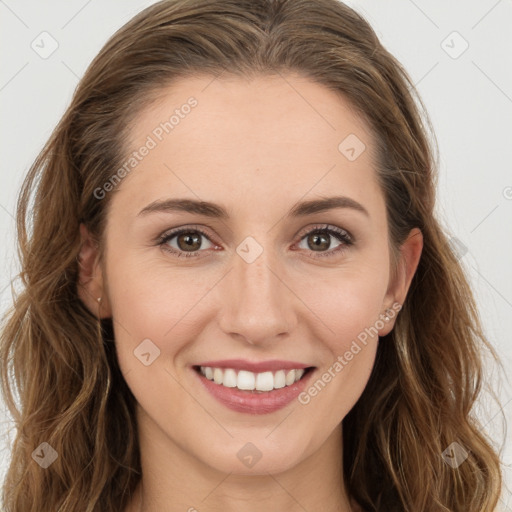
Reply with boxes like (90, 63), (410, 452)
(216, 240), (297, 346)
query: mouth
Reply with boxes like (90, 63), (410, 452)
(191, 363), (317, 414)
(192, 365), (315, 393)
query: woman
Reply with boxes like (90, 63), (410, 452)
(0, 0), (504, 510)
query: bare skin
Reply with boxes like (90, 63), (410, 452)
(78, 73), (423, 512)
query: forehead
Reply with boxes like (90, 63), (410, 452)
(113, 73), (384, 222)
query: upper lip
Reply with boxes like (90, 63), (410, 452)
(194, 359), (313, 373)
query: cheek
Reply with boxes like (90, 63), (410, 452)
(296, 262), (388, 345)
(106, 265), (206, 427)
(292, 270), (385, 421)
(106, 260), (218, 369)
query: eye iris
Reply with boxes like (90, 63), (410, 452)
(178, 232), (202, 251)
(309, 232), (330, 251)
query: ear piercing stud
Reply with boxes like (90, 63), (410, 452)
(383, 308), (393, 322)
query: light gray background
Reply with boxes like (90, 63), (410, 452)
(1, 0), (511, 508)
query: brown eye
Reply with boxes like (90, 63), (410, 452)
(307, 232), (331, 251)
(159, 227), (214, 258)
(176, 232), (203, 252)
(296, 225), (353, 258)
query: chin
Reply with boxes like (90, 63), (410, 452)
(200, 433), (309, 476)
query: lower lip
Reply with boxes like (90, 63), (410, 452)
(193, 367), (316, 415)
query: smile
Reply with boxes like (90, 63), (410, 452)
(192, 363), (316, 414)
(197, 365), (310, 392)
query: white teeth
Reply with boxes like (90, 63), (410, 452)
(274, 370), (286, 389)
(285, 369), (296, 386)
(198, 366), (309, 391)
(223, 368), (238, 387)
(237, 370), (255, 390)
(256, 371), (274, 392)
(203, 366), (213, 380)
(213, 368), (223, 385)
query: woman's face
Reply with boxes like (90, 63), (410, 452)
(80, 73), (421, 477)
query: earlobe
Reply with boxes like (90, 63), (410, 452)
(77, 223), (112, 318)
(379, 227), (423, 336)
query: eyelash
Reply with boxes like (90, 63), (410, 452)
(156, 224), (354, 260)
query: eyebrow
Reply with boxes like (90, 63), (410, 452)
(137, 195), (369, 219)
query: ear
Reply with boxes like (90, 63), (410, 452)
(378, 227), (423, 336)
(77, 223), (112, 319)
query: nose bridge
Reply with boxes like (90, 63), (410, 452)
(218, 234), (295, 344)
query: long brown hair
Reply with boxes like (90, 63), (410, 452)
(0, 0), (504, 510)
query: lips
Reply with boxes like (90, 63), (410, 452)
(191, 359), (316, 414)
